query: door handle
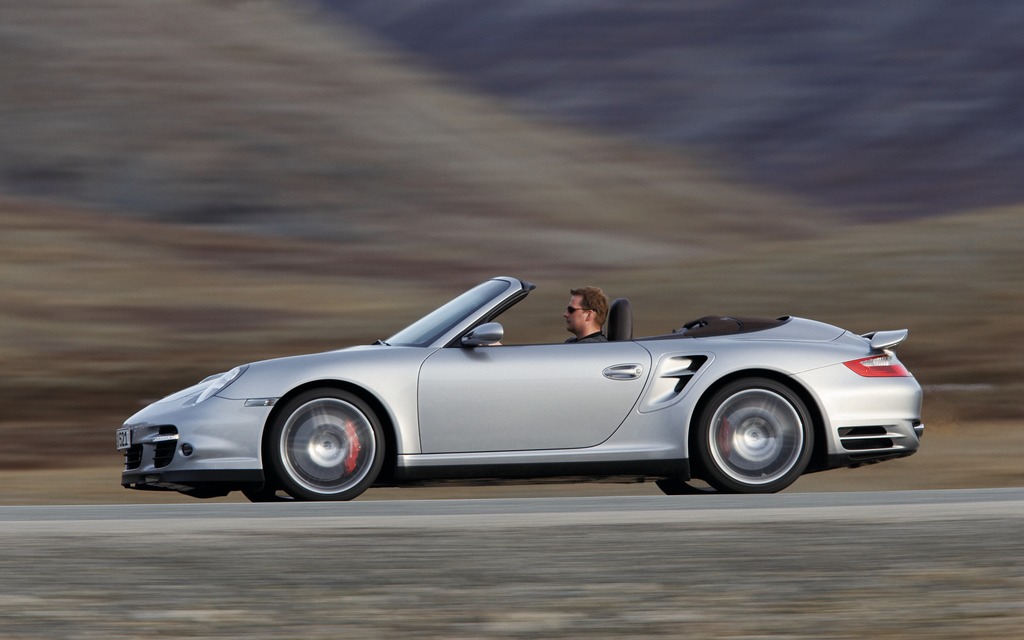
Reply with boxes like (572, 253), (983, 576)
(603, 364), (644, 380)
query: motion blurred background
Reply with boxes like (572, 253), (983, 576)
(1, 1), (1021, 492)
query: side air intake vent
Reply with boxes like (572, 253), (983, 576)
(640, 355), (709, 412)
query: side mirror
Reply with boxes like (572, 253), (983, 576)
(461, 322), (504, 347)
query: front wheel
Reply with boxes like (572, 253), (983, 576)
(693, 378), (813, 493)
(267, 389), (384, 501)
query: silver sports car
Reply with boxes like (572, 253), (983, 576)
(118, 276), (923, 501)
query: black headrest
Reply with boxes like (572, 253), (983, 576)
(607, 298), (633, 341)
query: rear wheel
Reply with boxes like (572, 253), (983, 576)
(268, 389), (384, 501)
(694, 378), (812, 493)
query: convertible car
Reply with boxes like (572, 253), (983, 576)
(118, 276), (923, 501)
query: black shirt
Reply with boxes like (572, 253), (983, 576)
(565, 332), (608, 344)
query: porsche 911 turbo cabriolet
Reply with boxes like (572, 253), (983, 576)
(118, 276), (923, 501)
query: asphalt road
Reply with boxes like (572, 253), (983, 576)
(2, 489), (1022, 639)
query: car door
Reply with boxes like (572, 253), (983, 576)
(417, 342), (652, 453)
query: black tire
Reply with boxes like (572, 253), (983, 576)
(693, 378), (813, 493)
(267, 389), (384, 501)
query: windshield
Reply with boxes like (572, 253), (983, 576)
(386, 280), (512, 347)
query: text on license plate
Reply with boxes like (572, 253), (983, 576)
(116, 427), (132, 450)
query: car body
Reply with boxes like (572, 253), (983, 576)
(118, 276), (923, 500)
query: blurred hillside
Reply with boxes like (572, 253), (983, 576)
(0, 1), (1021, 471)
(0, 1), (818, 261)
(333, 0), (1024, 219)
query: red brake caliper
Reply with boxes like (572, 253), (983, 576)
(717, 415), (733, 458)
(343, 421), (360, 475)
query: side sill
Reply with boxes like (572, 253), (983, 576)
(393, 458), (689, 482)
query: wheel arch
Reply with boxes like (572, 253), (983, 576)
(687, 368), (828, 477)
(261, 380), (399, 486)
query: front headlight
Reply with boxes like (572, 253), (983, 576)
(194, 365), (249, 404)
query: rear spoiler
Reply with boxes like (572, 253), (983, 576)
(861, 329), (909, 351)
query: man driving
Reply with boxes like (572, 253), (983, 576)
(563, 286), (609, 343)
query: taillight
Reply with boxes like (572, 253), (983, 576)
(843, 354), (911, 377)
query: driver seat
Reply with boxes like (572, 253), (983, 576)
(606, 298), (633, 341)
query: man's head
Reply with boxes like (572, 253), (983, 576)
(564, 286), (609, 339)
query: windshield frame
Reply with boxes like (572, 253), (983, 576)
(385, 277), (529, 348)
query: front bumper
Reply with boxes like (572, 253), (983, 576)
(119, 395), (271, 497)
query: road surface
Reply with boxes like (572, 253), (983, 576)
(2, 489), (1022, 638)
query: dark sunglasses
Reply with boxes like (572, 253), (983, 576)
(566, 306), (590, 314)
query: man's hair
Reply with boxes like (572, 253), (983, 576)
(571, 286), (609, 326)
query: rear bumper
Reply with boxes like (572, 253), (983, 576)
(794, 363), (923, 465)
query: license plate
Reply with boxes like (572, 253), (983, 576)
(116, 427), (132, 450)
